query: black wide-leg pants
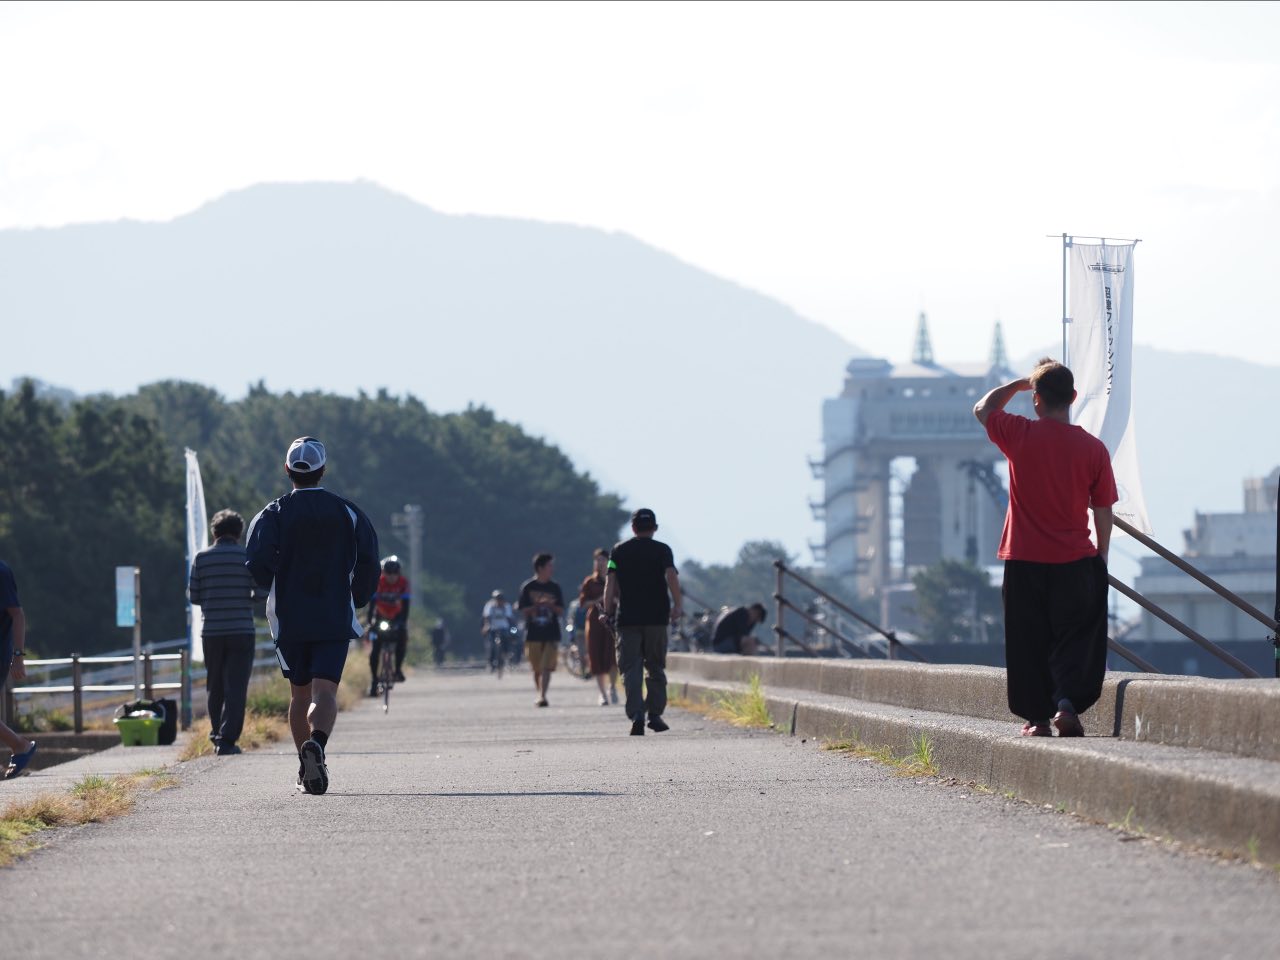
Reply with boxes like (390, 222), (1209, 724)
(1002, 555), (1109, 723)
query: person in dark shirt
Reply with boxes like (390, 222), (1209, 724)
(518, 553), (564, 708)
(603, 508), (682, 736)
(245, 437), (379, 794)
(430, 618), (449, 667)
(711, 603), (768, 655)
(189, 509), (261, 755)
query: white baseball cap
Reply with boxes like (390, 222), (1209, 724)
(285, 436), (327, 473)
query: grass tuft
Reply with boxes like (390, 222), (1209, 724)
(0, 771), (174, 867)
(825, 732), (938, 777)
(670, 675), (775, 730)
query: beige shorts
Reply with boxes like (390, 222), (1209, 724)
(525, 640), (559, 672)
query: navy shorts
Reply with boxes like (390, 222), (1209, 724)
(274, 639), (350, 686)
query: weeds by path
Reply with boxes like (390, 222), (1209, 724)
(824, 732), (939, 777)
(0, 771), (175, 867)
(671, 675), (776, 730)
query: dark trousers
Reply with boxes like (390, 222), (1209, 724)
(204, 633), (255, 747)
(617, 625), (668, 722)
(1002, 556), (1109, 723)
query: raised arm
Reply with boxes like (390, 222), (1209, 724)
(973, 377), (1032, 426)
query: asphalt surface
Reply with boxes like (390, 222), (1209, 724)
(3, 667), (1276, 959)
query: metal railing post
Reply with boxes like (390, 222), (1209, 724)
(143, 653), (154, 700)
(72, 654), (84, 733)
(774, 561), (785, 657)
(180, 649), (191, 730)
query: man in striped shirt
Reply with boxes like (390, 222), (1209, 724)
(189, 509), (261, 756)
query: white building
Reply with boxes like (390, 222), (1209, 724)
(1131, 468), (1278, 643)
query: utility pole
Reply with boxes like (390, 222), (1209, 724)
(391, 505), (425, 614)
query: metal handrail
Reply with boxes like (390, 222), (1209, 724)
(1107, 636), (1160, 673)
(773, 559), (928, 663)
(1115, 517), (1279, 633)
(1109, 577), (1260, 678)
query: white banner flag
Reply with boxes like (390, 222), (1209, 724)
(185, 448), (210, 662)
(1067, 241), (1152, 535)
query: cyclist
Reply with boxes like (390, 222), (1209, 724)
(481, 589), (514, 673)
(367, 556), (410, 696)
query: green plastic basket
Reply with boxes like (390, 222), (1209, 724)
(114, 715), (162, 747)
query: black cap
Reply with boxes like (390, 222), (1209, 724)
(631, 508), (657, 526)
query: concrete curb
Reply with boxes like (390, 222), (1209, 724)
(670, 653), (1280, 761)
(669, 674), (1280, 863)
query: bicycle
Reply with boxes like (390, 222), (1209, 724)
(487, 629), (508, 678)
(371, 619), (397, 712)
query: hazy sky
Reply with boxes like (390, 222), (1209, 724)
(2, 0), (1278, 369)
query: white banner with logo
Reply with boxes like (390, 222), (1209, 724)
(1067, 241), (1152, 535)
(185, 448), (210, 661)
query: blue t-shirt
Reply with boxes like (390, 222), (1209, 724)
(0, 560), (21, 659)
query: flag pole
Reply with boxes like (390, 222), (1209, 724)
(1061, 233), (1070, 364)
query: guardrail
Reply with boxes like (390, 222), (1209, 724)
(773, 560), (928, 663)
(1108, 517), (1275, 679)
(2, 638), (281, 733)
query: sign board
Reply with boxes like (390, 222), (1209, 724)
(115, 566), (137, 627)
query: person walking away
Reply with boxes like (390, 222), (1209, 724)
(579, 549), (618, 705)
(1, 559), (36, 779)
(481, 590), (514, 674)
(430, 618), (449, 667)
(246, 437), (379, 794)
(974, 359), (1117, 737)
(711, 603), (767, 656)
(189, 509), (261, 755)
(518, 554), (563, 707)
(603, 508), (682, 736)
(366, 556), (410, 695)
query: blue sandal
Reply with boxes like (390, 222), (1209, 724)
(5, 741), (37, 779)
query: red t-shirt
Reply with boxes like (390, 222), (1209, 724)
(985, 409), (1118, 563)
(373, 573), (410, 620)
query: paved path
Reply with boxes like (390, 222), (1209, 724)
(3, 668), (1276, 959)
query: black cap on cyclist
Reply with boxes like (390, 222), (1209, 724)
(382, 556), (402, 575)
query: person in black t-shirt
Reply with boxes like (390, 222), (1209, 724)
(602, 508), (682, 736)
(518, 553), (564, 707)
(711, 603), (768, 655)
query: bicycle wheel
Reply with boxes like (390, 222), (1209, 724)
(381, 647), (395, 712)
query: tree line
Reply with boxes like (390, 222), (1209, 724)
(1, 379), (627, 656)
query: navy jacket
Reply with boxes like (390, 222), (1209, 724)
(245, 487), (380, 645)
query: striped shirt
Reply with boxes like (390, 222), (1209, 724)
(189, 540), (257, 637)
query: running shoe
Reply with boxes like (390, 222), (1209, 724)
(609, 688), (618, 704)
(599, 694), (608, 707)
(299, 739), (329, 795)
(630, 717), (645, 736)
(5, 741), (37, 779)
(647, 716), (669, 733)
(394, 671), (406, 683)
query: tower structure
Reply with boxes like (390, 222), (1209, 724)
(812, 318), (1026, 599)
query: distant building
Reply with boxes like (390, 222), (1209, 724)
(812, 315), (1029, 600)
(1131, 468), (1278, 645)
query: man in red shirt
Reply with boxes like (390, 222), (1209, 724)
(974, 358), (1118, 737)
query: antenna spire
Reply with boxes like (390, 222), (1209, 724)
(912, 312), (934, 365)
(989, 320), (1010, 372)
